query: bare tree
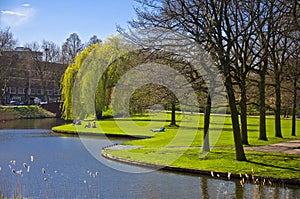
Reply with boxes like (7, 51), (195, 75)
(42, 40), (61, 63)
(61, 33), (84, 64)
(87, 35), (102, 47)
(287, 4), (300, 136)
(130, 0), (247, 160)
(25, 42), (50, 102)
(0, 28), (17, 104)
(290, 59), (300, 136)
(0, 28), (17, 52)
(267, 0), (298, 138)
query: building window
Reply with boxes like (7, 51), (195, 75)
(9, 87), (16, 94)
(18, 88), (25, 94)
(54, 90), (60, 95)
(31, 89), (36, 95)
(47, 89), (53, 95)
(36, 89), (42, 95)
(12, 96), (21, 101)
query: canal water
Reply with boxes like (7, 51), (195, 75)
(0, 119), (299, 198)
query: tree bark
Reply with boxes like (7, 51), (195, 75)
(170, 103), (177, 126)
(292, 77), (297, 136)
(203, 94), (211, 152)
(225, 75), (247, 161)
(40, 72), (49, 103)
(96, 110), (103, 120)
(258, 69), (268, 141)
(240, 76), (249, 145)
(274, 65), (283, 138)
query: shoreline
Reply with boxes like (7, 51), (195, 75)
(0, 105), (56, 121)
(52, 128), (300, 186)
(52, 129), (152, 139)
(101, 148), (300, 186)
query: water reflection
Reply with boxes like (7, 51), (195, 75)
(0, 118), (67, 129)
(0, 119), (299, 198)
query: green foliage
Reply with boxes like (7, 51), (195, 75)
(61, 43), (100, 120)
(61, 36), (132, 120)
(60, 38), (209, 120)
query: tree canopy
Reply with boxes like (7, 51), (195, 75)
(60, 36), (132, 120)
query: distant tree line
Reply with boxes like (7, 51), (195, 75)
(0, 27), (102, 104)
(0, 27), (102, 64)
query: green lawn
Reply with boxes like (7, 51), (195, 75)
(0, 105), (55, 120)
(53, 111), (300, 179)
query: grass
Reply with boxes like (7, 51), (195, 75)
(0, 105), (55, 120)
(53, 111), (300, 180)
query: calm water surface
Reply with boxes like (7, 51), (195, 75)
(0, 119), (299, 198)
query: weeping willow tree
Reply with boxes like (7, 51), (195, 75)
(61, 35), (207, 122)
(60, 43), (100, 120)
(60, 36), (131, 120)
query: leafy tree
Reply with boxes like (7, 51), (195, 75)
(130, 83), (179, 124)
(61, 36), (131, 120)
(61, 43), (100, 120)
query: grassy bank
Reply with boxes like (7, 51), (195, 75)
(0, 105), (55, 120)
(53, 112), (300, 181)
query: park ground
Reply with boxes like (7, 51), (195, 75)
(0, 105), (55, 121)
(52, 111), (300, 184)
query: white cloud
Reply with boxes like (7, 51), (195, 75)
(22, 4), (31, 7)
(1, 10), (26, 17)
(0, 5), (34, 27)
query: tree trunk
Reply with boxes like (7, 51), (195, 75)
(258, 70), (268, 141)
(240, 76), (249, 145)
(292, 77), (297, 136)
(225, 75), (247, 161)
(96, 110), (103, 120)
(274, 67), (282, 138)
(40, 72), (49, 103)
(0, 79), (8, 105)
(0, 87), (5, 105)
(203, 94), (211, 152)
(170, 103), (177, 126)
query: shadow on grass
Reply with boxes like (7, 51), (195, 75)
(180, 125), (258, 132)
(247, 160), (300, 173)
(103, 118), (168, 122)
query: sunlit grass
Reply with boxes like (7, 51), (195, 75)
(53, 111), (300, 180)
(0, 105), (55, 120)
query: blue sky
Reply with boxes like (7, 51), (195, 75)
(0, 0), (138, 46)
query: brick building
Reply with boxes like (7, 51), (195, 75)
(0, 47), (67, 105)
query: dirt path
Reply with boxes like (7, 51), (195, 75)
(245, 140), (300, 155)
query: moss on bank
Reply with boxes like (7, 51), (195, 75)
(0, 105), (56, 121)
